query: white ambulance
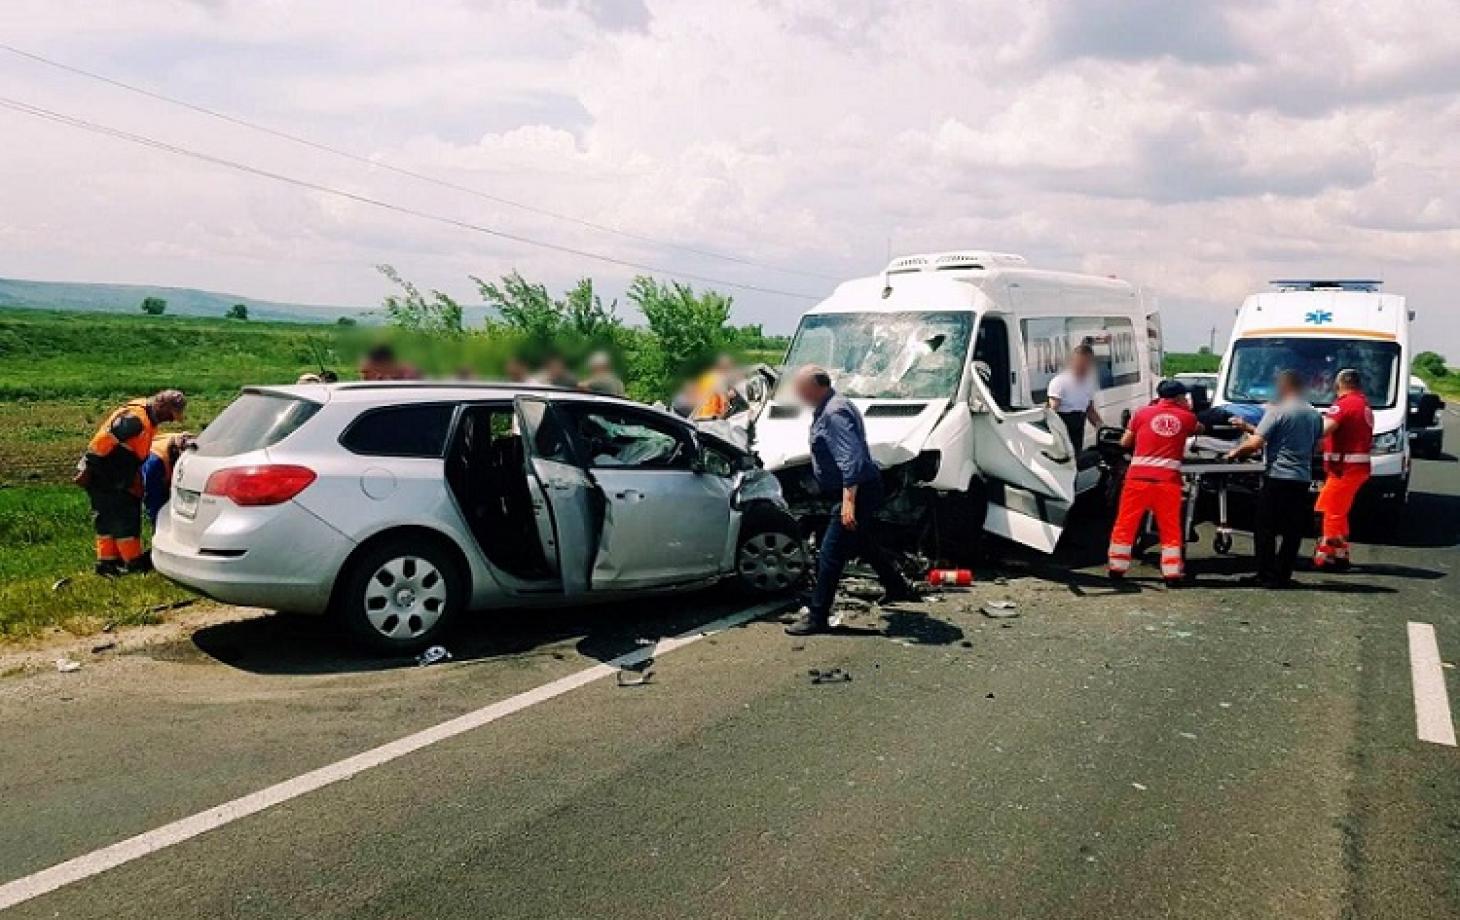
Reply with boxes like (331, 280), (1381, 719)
(750, 251), (1163, 555)
(1213, 280), (1412, 506)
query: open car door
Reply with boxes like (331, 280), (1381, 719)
(514, 396), (599, 595)
(967, 372), (1078, 554)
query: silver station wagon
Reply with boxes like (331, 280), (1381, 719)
(154, 382), (807, 652)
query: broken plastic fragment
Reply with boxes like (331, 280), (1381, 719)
(981, 600), (1019, 619)
(55, 658), (81, 673)
(416, 645), (452, 667)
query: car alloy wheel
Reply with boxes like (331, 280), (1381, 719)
(737, 530), (808, 593)
(362, 555), (448, 640)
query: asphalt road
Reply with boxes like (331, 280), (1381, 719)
(2, 447), (1458, 919)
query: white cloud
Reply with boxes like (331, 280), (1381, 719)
(0, 0), (1458, 352)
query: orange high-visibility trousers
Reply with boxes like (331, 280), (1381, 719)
(1108, 478), (1184, 579)
(1314, 466), (1369, 564)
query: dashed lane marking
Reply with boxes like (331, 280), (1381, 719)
(1408, 621), (1457, 747)
(0, 600), (787, 912)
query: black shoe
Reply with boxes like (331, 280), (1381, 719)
(784, 609), (831, 636)
(94, 560), (123, 578)
(121, 552), (153, 575)
(877, 586), (921, 605)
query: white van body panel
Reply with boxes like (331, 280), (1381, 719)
(753, 252), (1160, 553)
(1215, 285), (1411, 490)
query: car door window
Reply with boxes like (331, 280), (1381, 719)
(564, 406), (694, 470)
(340, 403), (455, 457)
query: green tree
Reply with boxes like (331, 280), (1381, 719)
(226, 303), (249, 321)
(474, 271), (561, 345)
(627, 276), (732, 381)
(377, 264), (464, 335)
(140, 296), (167, 316)
(1415, 351), (1449, 378)
(336, 316), (358, 326)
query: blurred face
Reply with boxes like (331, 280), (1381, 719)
(793, 370), (825, 407)
(1070, 351), (1093, 378)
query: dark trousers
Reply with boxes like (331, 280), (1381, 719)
(87, 487), (142, 539)
(1255, 477), (1310, 583)
(1058, 411), (1086, 452)
(809, 478), (910, 620)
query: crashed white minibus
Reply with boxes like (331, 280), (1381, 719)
(751, 251), (1163, 555)
(1213, 279), (1413, 508)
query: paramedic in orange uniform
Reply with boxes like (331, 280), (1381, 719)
(1314, 368), (1374, 570)
(76, 390), (187, 576)
(1108, 380), (1202, 586)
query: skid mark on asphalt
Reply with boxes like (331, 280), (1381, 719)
(1408, 622), (1457, 747)
(0, 600), (787, 912)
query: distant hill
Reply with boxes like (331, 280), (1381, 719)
(0, 276), (376, 325)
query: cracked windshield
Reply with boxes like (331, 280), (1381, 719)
(779, 311), (973, 399)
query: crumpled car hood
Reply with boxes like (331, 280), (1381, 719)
(749, 399), (948, 471)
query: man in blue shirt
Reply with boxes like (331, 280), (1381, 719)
(1226, 369), (1323, 587)
(786, 365), (917, 635)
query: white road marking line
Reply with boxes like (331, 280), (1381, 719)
(1408, 622), (1457, 747)
(0, 600), (786, 912)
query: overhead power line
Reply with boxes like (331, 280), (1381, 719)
(0, 95), (821, 301)
(0, 42), (839, 284)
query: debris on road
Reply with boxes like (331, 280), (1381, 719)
(416, 645), (452, 667)
(809, 667), (852, 685)
(982, 600), (1020, 619)
(90, 641), (117, 655)
(616, 668), (655, 687)
(54, 658), (82, 673)
(927, 568), (974, 587)
(840, 578), (884, 600)
(1131, 782), (1148, 791)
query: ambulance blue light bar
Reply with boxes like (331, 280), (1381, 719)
(1269, 279), (1382, 292)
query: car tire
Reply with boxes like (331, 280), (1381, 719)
(336, 535), (465, 655)
(734, 505), (810, 596)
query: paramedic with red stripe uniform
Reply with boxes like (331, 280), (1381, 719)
(1314, 368), (1374, 570)
(1108, 380), (1202, 585)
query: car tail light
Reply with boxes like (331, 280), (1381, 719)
(204, 465), (317, 506)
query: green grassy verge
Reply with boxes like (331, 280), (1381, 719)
(0, 485), (195, 641)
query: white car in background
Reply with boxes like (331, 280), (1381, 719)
(154, 382), (806, 653)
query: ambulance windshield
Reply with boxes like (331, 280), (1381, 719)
(779, 311), (973, 400)
(1224, 337), (1401, 408)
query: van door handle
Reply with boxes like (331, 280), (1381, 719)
(614, 489), (644, 501)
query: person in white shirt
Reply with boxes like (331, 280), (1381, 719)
(1046, 343), (1103, 451)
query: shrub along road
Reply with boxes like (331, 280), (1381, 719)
(0, 455), (1457, 919)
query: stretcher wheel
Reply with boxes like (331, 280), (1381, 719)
(1213, 532), (1233, 555)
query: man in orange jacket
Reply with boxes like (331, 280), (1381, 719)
(1108, 380), (1202, 586)
(1314, 368), (1374, 570)
(76, 389), (187, 576)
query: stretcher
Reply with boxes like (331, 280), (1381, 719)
(1096, 427), (1265, 559)
(1177, 435), (1266, 555)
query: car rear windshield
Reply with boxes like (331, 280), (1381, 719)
(194, 392), (322, 457)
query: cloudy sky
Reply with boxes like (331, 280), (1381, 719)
(2, 0), (1458, 350)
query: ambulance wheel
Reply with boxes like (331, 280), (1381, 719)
(1213, 532), (1233, 555)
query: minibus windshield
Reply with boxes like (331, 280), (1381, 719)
(779, 311), (973, 400)
(1224, 337), (1401, 408)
